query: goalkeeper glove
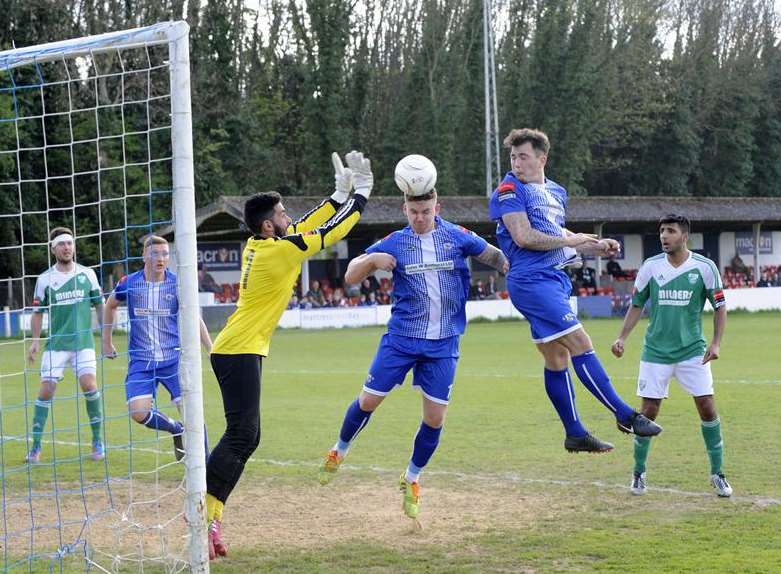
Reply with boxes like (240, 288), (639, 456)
(330, 152), (354, 204)
(345, 150), (373, 199)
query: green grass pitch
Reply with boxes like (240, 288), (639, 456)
(1, 313), (779, 573)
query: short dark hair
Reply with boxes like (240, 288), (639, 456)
(404, 190), (437, 203)
(659, 214), (690, 233)
(49, 226), (73, 241)
(244, 192), (282, 234)
(503, 128), (550, 154)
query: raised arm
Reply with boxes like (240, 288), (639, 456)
(287, 151), (357, 234)
(502, 211), (598, 251)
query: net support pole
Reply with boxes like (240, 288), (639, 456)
(168, 21), (210, 573)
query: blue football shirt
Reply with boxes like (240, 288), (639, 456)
(365, 217), (487, 340)
(488, 172), (578, 276)
(113, 269), (180, 362)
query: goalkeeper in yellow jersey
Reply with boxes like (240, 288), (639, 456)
(204, 150), (372, 560)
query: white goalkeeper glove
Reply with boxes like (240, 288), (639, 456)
(330, 152), (354, 204)
(345, 150), (373, 199)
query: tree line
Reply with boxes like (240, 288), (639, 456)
(1, 0), (780, 204)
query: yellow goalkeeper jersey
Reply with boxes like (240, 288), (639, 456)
(211, 196), (365, 356)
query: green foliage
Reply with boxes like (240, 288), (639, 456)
(0, 0), (779, 201)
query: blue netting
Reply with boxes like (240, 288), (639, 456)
(0, 36), (190, 573)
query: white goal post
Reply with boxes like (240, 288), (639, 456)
(0, 21), (208, 573)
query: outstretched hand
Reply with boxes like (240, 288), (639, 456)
(565, 233), (600, 248)
(330, 152), (354, 203)
(345, 151), (373, 199)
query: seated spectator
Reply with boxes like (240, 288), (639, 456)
(376, 290), (391, 305)
(606, 256), (626, 279)
(360, 278), (377, 298)
(332, 287), (348, 307)
(730, 252), (750, 279)
(344, 281), (361, 297)
(287, 294), (299, 309)
(485, 274), (499, 300)
(298, 295), (313, 310)
(775, 273), (781, 287)
(470, 280), (486, 300)
(575, 266), (597, 290)
(757, 273), (772, 288)
(306, 279), (327, 307)
(360, 292), (378, 306)
(198, 263), (222, 293)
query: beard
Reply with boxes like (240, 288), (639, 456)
(273, 222), (289, 237)
(55, 252), (74, 264)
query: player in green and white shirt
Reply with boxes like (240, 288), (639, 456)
(612, 214), (732, 498)
(25, 227), (105, 464)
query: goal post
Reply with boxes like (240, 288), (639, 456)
(0, 21), (209, 573)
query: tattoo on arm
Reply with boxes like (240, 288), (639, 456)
(474, 244), (507, 272)
(502, 212), (569, 251)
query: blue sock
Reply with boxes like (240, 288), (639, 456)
(335, 399), (373, 456)
(406, 422), (442, 482)
(141, 409), (181, 435)
(544, 368), (588, 437)
(571, 351), (635, 422)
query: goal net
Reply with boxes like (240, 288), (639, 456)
(0, 22), (208, 573)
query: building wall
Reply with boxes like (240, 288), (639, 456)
(718, 231), (781, 271)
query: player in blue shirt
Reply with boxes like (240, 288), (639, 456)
(488, 128), (662, 453)
(318, 165), (508, 521)
(102, 236), (212, 460)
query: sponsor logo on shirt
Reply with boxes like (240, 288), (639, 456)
(54, 289), (86, 303)
(658, 289), (693, 306)
(136, 308), (173, 316)
(404, 261), (455, 274)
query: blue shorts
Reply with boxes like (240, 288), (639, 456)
(507, 269), (581, 343)
(125, 358), (181, 403)
(363, 333), (460, 405)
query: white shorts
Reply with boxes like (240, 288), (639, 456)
(40, 349), (97, 381)
(637, 356), (713, 399)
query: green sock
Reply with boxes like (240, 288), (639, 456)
(701, 417), (723, 475)
(84, 390), (103, 444)
(633, 436), (652, 474)
(31, 399), (51, 450)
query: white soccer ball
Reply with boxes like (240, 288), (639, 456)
(394, 154), (437, 196)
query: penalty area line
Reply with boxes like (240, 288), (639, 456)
(249, 456), (781, 507)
